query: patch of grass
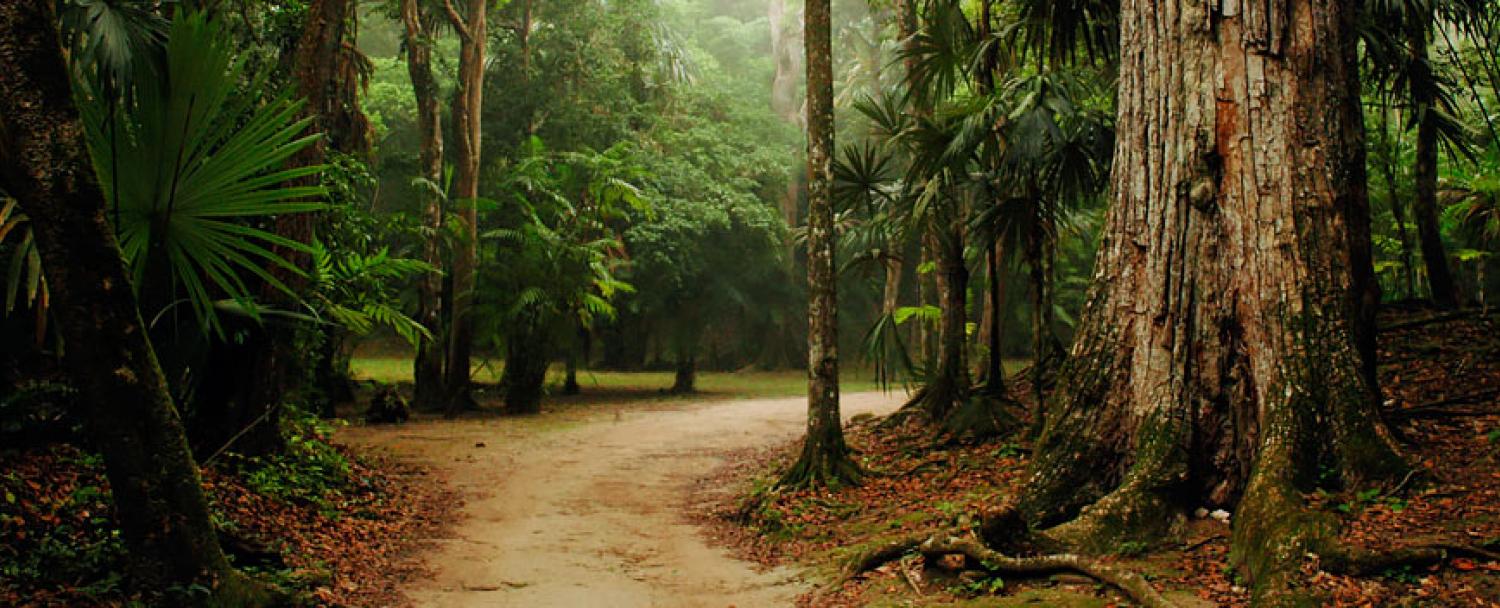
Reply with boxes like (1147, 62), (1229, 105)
(349, 356), (896, 398)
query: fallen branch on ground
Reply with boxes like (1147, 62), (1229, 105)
(1381, 309), (1490, 332)
(1322, 542), (1500, 576)
(1391, 388), (1500, 419)
(828, 532), (1177, 608)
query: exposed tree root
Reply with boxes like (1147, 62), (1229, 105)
(829, 531), (1177, 608)
(880, 381), (1025, 443)
(941, 393), (1025, 441)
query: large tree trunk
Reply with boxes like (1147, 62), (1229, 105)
(781, 0), (858, 488)
(402, 0), (448, 410)
(0, 4), (271, 603)
(1017, 1), (1405, 602)
(1407, 16), (1457, 308)
(444, 0), (487, 413)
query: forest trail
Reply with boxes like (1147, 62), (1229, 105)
(341, 391), (905, 607)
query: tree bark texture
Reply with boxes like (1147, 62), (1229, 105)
(402, 0), (448, 410)
(0, 3), (268, 603)
(1406, 16), (1457, 308)
(444, 0), (486, 412)
(782, 0), (858, 488)
(1016, 1), (1404, 602)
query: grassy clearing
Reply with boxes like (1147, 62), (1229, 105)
(350, 356), (1033, 400)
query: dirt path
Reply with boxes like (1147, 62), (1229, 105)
(341, 391), (904, 608)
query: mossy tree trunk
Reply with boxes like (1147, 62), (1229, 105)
(0, 4), (271, 603)
(403, 0), (448, 411)
(443, 0), (486, 413)
(782, 0), (859, 488)
(1017, 1), (1405, 602)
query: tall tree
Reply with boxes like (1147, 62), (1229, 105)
(1405, 6), (1459, 307)
(0, 3), (272, 604)
(216, 0), (365, 453)
(1015, 1), (1405, 603)
(781, 0), (859, 487)
(897, 0), (976, 424)
(402, 0), (448, 410)
(443, 0), (487, 412)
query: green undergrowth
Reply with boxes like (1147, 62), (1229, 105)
(0, 407), (379, 606)
(221, 408), (354, 513)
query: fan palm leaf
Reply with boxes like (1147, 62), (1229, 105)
(77, 11), (325, 331)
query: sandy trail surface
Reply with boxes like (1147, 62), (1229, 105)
(340, 391), (904, 608)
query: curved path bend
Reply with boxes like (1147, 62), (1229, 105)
(341, 391), (904, 608)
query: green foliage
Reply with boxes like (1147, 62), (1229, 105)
(478, 140), (641, 350)
(308, 240), (432, 346)
(59, 0), (168, 96)
(0, 198), (47, 334)
(0, 450), (127, 600)
(230, 407), (351, 511)
(957, 574), (1006, 595)
(76, 11), (324, 333)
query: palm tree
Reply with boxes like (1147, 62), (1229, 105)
(74, 6), (325, 457)
(0, 7), (281, 604)
(781, 0), (861, 488)
(1363, 0), (1488, 307)
(480, 142), (641, 413)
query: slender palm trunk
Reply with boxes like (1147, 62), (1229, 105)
(782, 0), (858, 488)
(1378, 107), (1417, 297)
(1408, 16), (1457, 308)
(981, 238), (1007, 393)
